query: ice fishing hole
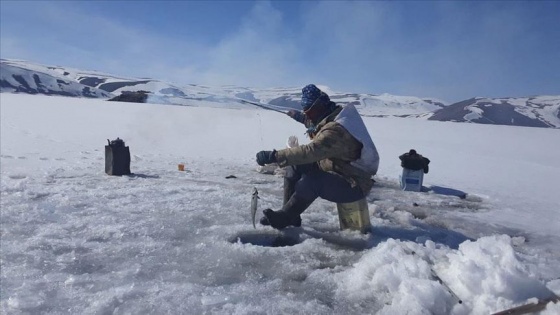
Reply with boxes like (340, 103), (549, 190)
(229, 231), (301, 247)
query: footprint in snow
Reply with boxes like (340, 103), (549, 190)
(28, 192), (50, 200)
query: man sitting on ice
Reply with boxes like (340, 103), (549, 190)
(255, 84), (380, 230)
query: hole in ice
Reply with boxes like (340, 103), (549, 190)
(229, 231), (301, 247)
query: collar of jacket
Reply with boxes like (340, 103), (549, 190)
(313, 105), (343, 131)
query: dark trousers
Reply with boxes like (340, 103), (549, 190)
(286, 163), (364, 204)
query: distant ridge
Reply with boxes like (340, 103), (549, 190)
(429, 97), (560, 128)
(1, 59), (558, 128)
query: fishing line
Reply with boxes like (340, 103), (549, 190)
(256, 111), (264, 147)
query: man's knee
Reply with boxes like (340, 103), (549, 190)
(284, 165), (298, 180)
(285, 163), (316, 181)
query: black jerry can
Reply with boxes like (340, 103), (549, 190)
(105, 138), (131, 175)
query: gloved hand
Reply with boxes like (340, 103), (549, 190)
(287, 110), (305, 123)
(256, 150), (277, 166)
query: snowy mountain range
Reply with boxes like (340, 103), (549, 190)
(2, 58), (559, 128)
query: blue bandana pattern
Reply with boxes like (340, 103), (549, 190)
(301, 84), (324, 110)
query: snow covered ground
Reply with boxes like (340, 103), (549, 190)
(1, 93), (559, 314)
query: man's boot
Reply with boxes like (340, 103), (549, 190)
(260, 177), (301, 227)
(260, 196), (313, 230)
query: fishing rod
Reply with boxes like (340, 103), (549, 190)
(236, 98), (288, 114)
(408, 249), (463, 304)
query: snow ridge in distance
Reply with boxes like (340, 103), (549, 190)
(1, 58), (558, 128)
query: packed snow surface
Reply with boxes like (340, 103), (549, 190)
(1, 94), (559, 314)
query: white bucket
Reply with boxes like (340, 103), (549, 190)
(400, 168), (424, 191)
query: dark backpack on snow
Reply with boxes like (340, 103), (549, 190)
(105, 138), (131, 176)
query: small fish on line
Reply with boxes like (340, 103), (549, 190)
(251, 187), (259, 229)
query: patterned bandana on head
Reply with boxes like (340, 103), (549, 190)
(301, 84), (325, 111)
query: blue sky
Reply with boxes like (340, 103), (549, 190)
(1, 1), (559, 102)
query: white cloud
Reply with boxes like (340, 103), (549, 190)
(1, 2), (209, 82)
(191, 1), (303, 88)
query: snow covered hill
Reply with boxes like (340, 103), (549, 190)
(1, 58), (559, 128)
(0, 59), (111, 98)
(1, 93), (559, 314)
(0, 59), (446, 115)
(429, 97), (560, 128)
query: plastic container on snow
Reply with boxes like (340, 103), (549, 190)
(400, 168), (424, 192)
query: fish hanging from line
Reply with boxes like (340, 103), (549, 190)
(251, 187), (259, 229)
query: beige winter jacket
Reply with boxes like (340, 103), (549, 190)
(275, 106), (375, 195)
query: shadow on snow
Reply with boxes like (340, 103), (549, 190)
(229, 222), (472, 251)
